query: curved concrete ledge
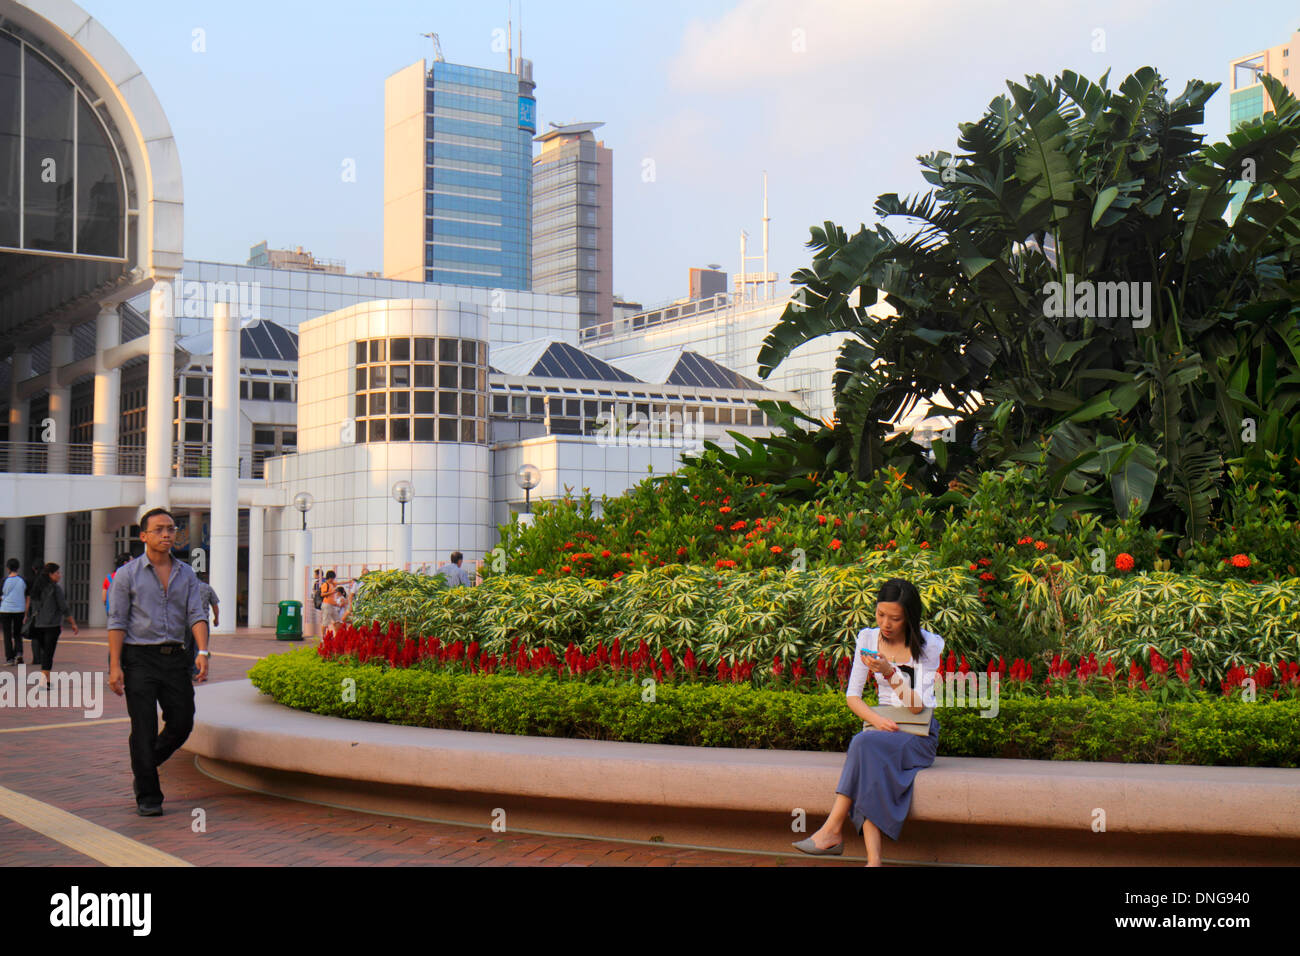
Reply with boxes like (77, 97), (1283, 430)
(186, 681), (1300, 865)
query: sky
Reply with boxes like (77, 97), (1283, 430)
(84, 0), (1300, 309)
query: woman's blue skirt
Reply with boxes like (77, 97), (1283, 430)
(836, 716), (939, 842)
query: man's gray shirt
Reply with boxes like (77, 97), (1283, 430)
(107, 554), (206, 645)
(437, 562), (473, 588)
(199, 583), (219, 616)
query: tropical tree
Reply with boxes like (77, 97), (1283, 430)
(749, 68), (1300, 548)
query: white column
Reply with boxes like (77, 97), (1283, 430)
(44, 327), (73, 572)
(291, 528), (313, 636)
(187, 510), (204, 556)
(88, 306), (123, 627)
(395, 522), (412, 571)
(145, 277), (175, 510)
(210, 302), (239, 636)
(247, 506), (264, 628)
(5, 351), (31, 562)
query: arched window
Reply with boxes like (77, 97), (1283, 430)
(0, 29), (126, 258)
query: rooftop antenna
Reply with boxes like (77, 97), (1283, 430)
(762, 171), (770, 301)
(420, 32), (444, 62)
(508, 1), (513, 71)
(519, 0), (524, 70)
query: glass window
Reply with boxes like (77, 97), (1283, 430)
(273, 383), (291, 401)
(390, 418), (410, 442)
(717, 408), (732, 425)
(439, 418), (457, 441)
(461, 394), (477, 417)
(461, 420), (475, 442)
(282, 430), (296, 446)
(461, 341), (477, 364)
(439, 365), (457, 388)
(439, 338), (458, 362)
(414, 338), (435, 361)
(239, 381), (248, 400)
(439, 392), (458, 415)
(185, 378), (205, 397)
(477, 420), (486, 443)
(461, 367), (476, 389)
(414, 418), (435, 442)
(391, 364), (410, 387)
(185, 399), (204, 419)
(391, 391), (410, 414)
(184, 422), (204, 442)
(356, 394), (366, 418)
(368, 418), (385, 442)
(703, 407), (716, 424)
(251, 381), (269, 400)
(566, 399), (581, 417)
(370, 366), (386, 389)
(414, 391), (435, 414)
(530, 397), (545, 416)
(253, 428), (275, 445)
(24, 48), (74, 253)
(369, 340), (385, 363)
(390, 338), (410, 361)
(369, 393), (386, 415)
(355, 368), (367, 390)
(413, 364), (434, 387)
(492, 395), (507, 414)
(510, 396), (526, 415)
(356, 342), (367, 364)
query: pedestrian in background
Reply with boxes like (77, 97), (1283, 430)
(437, 551), (473, 588)
(27, 563), (79, 688)
(186, 571), (219, 683)
(102, 552), (133, 619)
(2, 558), (27, 665)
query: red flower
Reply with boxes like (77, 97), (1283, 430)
(770, 545), (783, 554)
(676, 546), (687, 557)
(1230, 553), (1251, 568)
(977, 557), (991, 567)
(830, 539), (842, 550)
(535, 569), (545, 575)
(833, 517), (842, 527)
(601, 550), (612, 558)
(715, 524), (724, 532)
(771, 656), (784, 678)
(561, 542), (574, 551)
(1149, 648), (1167, 675)
(817, 514), (828, 525)
(979, 572), (995, 582)
(1115, 552), (1135, 572)
(969, 563), (978, 572)
(719, 506), (732, 514)
(1034, 541), (1048, 551)
(919, 541), (929, 549)
(560, 565), (571, 573)
(612, 571), (624, 580)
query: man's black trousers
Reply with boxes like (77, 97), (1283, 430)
(121, 642), (195, 807)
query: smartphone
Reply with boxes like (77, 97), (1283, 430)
(859, 648), (879, 660)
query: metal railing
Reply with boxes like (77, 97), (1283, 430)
(0, 441), (147, 476)
(580, 293), (732, 345)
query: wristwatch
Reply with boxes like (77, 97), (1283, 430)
(197, 650), (211, 658)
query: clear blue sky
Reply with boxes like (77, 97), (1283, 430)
(86, 0), (1300, 307)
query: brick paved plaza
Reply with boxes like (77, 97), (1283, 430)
(0, 631), (834, 867)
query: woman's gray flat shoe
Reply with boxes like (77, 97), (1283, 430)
(791, 837), (844, 856)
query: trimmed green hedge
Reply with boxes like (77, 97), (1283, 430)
(249, 649), (1300, 767)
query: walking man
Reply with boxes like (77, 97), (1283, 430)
(107, 507), (209, 816)
(187, 572), (219, 683)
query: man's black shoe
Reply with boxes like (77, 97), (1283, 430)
(136, 803), (163, 817)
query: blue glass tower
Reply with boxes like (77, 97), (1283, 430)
(422, 58), (536, 289)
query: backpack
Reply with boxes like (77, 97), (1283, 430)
(312, 580), (323, 610)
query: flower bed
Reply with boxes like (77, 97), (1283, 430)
(248, 648), (1300, 766)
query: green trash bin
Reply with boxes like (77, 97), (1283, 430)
(276, 600), (303, 641)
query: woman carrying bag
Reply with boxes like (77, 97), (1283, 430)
(794, 577), (943, 865)
(27, 563), (79, 688)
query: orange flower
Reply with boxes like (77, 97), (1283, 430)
(601, 550), (612, 558)
(1115, 553), (1135, 572)
(919, 541), (930, 549)
(1034, 541), (1048, 551)
(830, 539), (841, 550)
(1230, 553), (1251, 568)
(719, 506), (732, 514)
(770, 545), (783, 554)
(817, 515), (827, 525)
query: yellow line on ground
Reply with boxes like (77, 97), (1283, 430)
(0, 783), (192, 867)
(0, 717), (130, 734)
(58, 640), (282, 661)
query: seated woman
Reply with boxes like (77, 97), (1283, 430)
(793, 577), (944, 865)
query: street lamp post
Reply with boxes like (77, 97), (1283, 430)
(290, 492), (315, 633)
(392, 480), (413, 571)
(515, 464), (540, 528)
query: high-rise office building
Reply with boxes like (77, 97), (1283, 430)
(1228, 29), (1300, 131)
(1228, 28), (1300, 219)
(385, 52), (536, 288)
(532, 121), (613, 334)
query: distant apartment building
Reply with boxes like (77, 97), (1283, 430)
(248, 241), (346, 274)
(532, 122), (613, 334)
(384, 52), (536, 289)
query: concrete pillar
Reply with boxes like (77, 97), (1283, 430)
(5, 351), (31, 564)
(188, 510), (204, 554)
(44, 327), (73, 572)
(88, 511), (116, 627)
(210, 303), (238, 636)
(247, 506), (264, 628)
(291, 528), (313, 636)
(145, 277), (175, 510)
(395, 521), (412, 571)
(93, 304), (121, 477)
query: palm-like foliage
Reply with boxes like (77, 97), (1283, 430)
(754, 68), (1300, 547)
